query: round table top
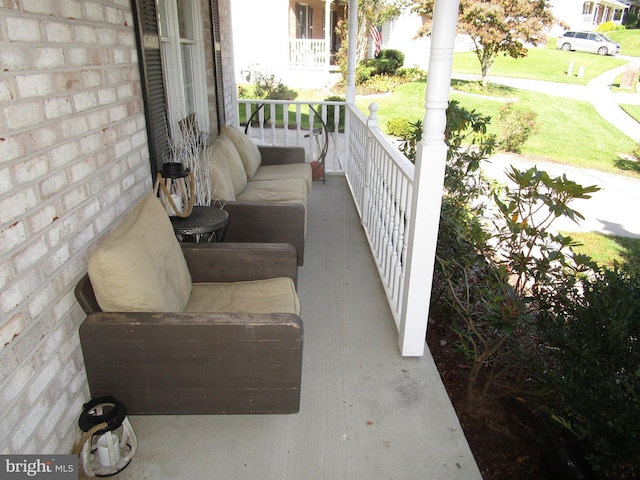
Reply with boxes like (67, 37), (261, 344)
(170, 206), (229, 236)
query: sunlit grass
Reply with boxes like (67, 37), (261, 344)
(452, 47), (627, 85)
(561, 231), (640, 268)
(356, 80), (638, 177)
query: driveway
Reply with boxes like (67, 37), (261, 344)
(482, 153), (640, 238)
(469, 58), (640, 239)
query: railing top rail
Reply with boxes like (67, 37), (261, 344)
(237, 99), (345, 106)
(370, 128), (415, 179)
(346, 104), (415, 180)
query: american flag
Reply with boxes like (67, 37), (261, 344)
(370, 25), (382, 56)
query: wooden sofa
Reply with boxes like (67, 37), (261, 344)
(209, 126), (312, 265)
(75, 192), (303, 415)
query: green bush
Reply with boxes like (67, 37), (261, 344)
(252, 72), (297, 100)
(396, 67), (427, 82)
(378, 49), (405, 69)
(497, 102), (538, 153)
(536, 265), (640, 479)
(386, 117), (415, 138)
(623, 13), (638, 29)
(324, 95), (345, 132)
(596, 21), (617, 32)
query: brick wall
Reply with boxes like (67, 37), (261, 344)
(0, 0), (151, 454)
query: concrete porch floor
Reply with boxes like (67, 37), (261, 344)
(112, 175), (481, 480)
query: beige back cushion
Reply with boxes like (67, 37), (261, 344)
(209, 135), (247, 199)
(221, 125), (262, 179)
(207, 141), (235, 201)
(88, 192), (192, 312)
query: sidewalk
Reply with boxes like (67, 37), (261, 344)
(456, 58), (640, 238)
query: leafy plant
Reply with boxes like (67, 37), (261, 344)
(536, 265), (640, 479)
(400, 101), (601, 402)
(252, 72), (297, 100)
(497, 102), (538, 153)
(324, 96), (345, 133)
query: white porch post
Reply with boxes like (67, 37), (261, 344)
(324, 0), (331, 69)
(345, 0), (358, 103)
(398, 0), (459, 356)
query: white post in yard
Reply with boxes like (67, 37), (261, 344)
(398, 0), (460, 356)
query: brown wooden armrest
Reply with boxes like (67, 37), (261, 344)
(258, 145), (305, 165)
(79, 311), (303, 414)
(181, 242), (297, 285)
(223, 202), (305, 265)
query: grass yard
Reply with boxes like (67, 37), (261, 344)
(452, 46), (627, 85)
(607, 29), (640, 57)
(621, 103), (640, 122)
(356, 80), (638, 176)
(561, 230), (640, 268)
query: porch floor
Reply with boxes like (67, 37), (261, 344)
(114, 175), (482, 480)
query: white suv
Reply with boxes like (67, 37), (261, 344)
(556, 31), (620, 56)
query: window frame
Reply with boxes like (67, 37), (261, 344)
(158, 0), (209, 137)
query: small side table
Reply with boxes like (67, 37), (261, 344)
(170, 206), (229, 243)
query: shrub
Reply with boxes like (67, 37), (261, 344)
(252, 72), (297, 100)
(386, 117), (415, 138)
(378, 49), (405, 70)
(596, 21), (617, 32)
(536, 265), (640, 479)
(396, 67), (427, 82)
(355, 64), (376, 85)
(237, 84), (253, 99)
(324, 95), (345, 132)
(623, 13), (638, 29)
(497, 102), (538, 153)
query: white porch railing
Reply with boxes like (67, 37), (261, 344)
(236, 99), (415, 330)
(344, 104), (414, 326)
(289, 39), (328, 67)
(237, 99), (347, 173)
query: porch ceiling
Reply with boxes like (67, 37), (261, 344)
(107, 176), (480, 479)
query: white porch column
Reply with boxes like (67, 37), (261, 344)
(324, 0), (331, 69)
(398, 0), (459, 356)
(345, 0), (358, 103)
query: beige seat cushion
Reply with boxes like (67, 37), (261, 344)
(221, 125), (262, 179)
(252, 163), (313, 193)
(235, 178), (306, 206)
(88, 192), (192, 312)
(185, 277), (300, 315)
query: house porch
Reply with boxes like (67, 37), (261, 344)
(101, 175), (481, 480)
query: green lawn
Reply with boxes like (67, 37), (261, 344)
(607, 29), (640, 57)
(452, 47), (628, 85)
(560, 230), (640, 268)
(356, 80), (638, 176)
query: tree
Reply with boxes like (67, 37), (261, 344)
(414, 0), (556, 86)
(336, 0), (407, 64)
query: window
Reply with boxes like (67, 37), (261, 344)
(583, 2), (594, 15)
(295, 3), (314, 39)
(132, 0), (213, 178)
(158, 0), (208, 136)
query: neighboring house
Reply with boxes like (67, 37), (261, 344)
(550, 0), (629, 33)
(231, 0), (346, 88)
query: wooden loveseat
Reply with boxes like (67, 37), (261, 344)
(208, 126), (312, 265)
(75, 192), (303, 415)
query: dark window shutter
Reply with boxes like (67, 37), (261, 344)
(132, 0), (169, 179)
(211, 0), (226, 128)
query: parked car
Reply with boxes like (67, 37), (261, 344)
(556, 31), (620, 56)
